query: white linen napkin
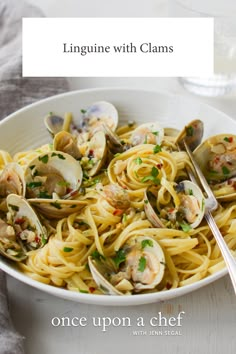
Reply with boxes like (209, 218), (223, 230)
(0, 0), (69, 353)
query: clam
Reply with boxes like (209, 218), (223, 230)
(0, 194), (47, 262)
(102, 124), (127, 153)
(193, 134), (236, 182)
(130, 122), (164, 146)
(24, 151), (86, 218)
(144, 188), (164, 228)
(80, 101), (118, 134)
(44, 113), (64, 136)
(0, 163), (26, 212)
(88, 236), (165, 295)
(53, 131), (81, 160)
(81, 131), (107, 177)
(175, 180), (206, 229)
(176, 119), (204, 151)
(145, 180), (205, 229)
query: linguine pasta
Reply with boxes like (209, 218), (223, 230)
(0, 115), (236, 296)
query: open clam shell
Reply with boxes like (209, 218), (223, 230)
(0, 194), (48, 262)
(53, 131), (81, 160)
(82, 131), (107, 177)
(144, 188), (165, 228)
(44, 113), (64, 137)
(89, 236), (165, 295)
(0, 163), (26, 212)
(25, 151), (83, 200)
(131, 122), (164, 146)
(176, 119), (204, 151)
(28, 198), (87, 219)
(193, 134), (236, 183)
(175, 180), (206, 229)
(80, 101), (118, 133)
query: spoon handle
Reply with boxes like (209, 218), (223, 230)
(205, 211), (236, 294)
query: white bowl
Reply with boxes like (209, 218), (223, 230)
(0, 88), (235, 306)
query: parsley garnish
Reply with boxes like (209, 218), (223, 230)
(144, 135), (148, 144)
(141, 239), (153, 249)
(57, 181), (70, 187)
(81, 109), (87, 114)
(113, 249), (126, 267)
(51, 152), (66, 160)
(8, 204), (19, 212)
(153, 145), (162, 154)
(27, 181), (43, 189)
(188, 189), (193, 195)
(50, 202), (62, 209)
(38, 155), (49, 164)
(63, 247), (74, 252)
(122, 213), (127, 222)
(39, 191), (51, 199)
(179, 222), (192, 232)
(41, 234), (47, 246)
(135, 157), (142, 165)
(79, 289), (89, 294)
(144, 199), (148, 204)
(186, 126), (194, 136)
(138, 256), (146, 272)
(152, 131), (159, 136)
(91, 250), (105, 261)
(222, 166), (230, 175)
(29, 165), (35, 170)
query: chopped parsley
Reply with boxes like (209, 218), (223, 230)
(113, 249), (126, 267)
(41, 234), (47, 246)
(91, 250), (105, 261)
(135, 157), (142, 165)
(138, 256), (147, 272)
(8, 204), (19, 212)
(153, 145), (162, 154)
(27, 181), (43, 189)
(122, 213), (127, 222)
(29, 165), (35, 170)
(51, 152), (66, 160)
(50, 202), (62, 209)
(38, 155), (49, 164)
(70, 204), (77, 209)
(152, 131), (159, 136)
(222, 166), (230, 175)
(141, 239), (153, 249)
(81, 109), (87, 114)
(144, 199), (148, 204)
(79, 289), (89, 294)
(186, 126), (194, 136)
(188, 189), (193, 195)
(179, 221), (192, 232)
(141, 166), (160, 184)
(143, 135), (148, 144)
(57, 181), (70, 187)
(63, 247), (74, 252)
(39, 191), (51, 199)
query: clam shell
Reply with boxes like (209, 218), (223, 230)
(25, 151), (83, 200)
(176, 119), (204, 151)
(28, 198), (87, 219)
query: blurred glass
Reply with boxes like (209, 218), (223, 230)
(169, 0), (236, 97)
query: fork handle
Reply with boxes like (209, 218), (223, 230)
(205, 211), (236, 294)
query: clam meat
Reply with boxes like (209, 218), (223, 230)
(88, 236), (165, 295)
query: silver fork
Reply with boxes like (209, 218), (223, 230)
(183, 140), (236, 294)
